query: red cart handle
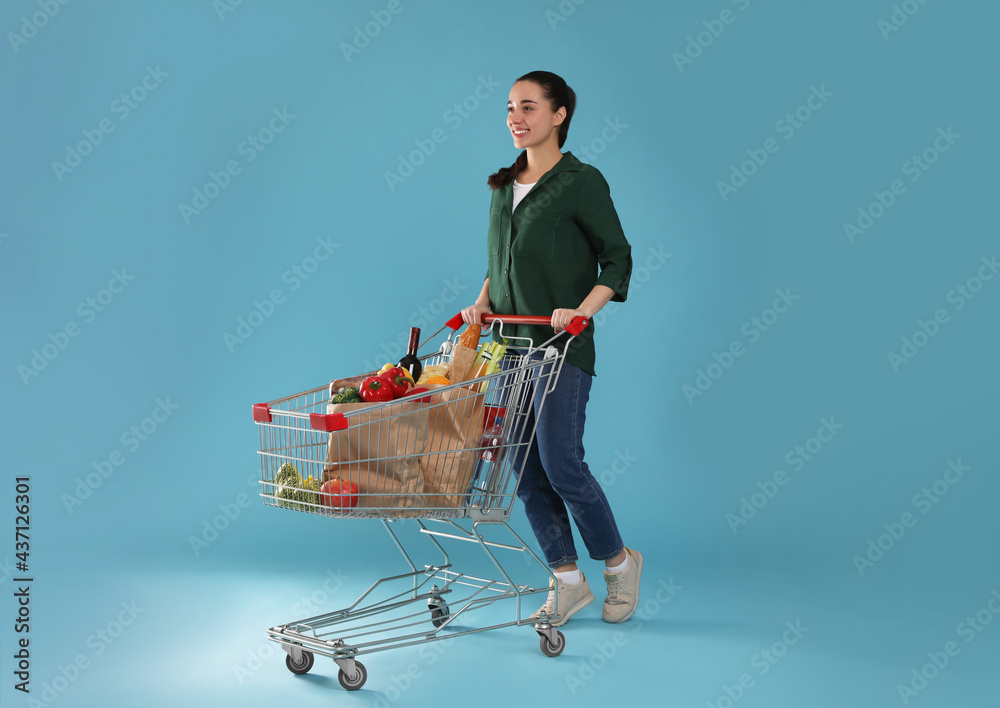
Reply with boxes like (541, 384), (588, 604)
(445, 312), (589, 336)
(251, 403), (348, 432)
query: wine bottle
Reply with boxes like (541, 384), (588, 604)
(398, 327), (423, 383)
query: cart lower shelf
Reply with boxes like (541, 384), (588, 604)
(266, 518), (569, 691)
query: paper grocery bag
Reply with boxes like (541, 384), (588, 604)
(417, 383), (487, 508)
(445, 344), (479, 386)
(323, 395), (429, 513)
(322, 373), (487, 514)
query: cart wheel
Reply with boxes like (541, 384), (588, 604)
(285, 650), (314, 675)
(540, 630), (566, 657)
(338, 661), (367, 691)
(430, 603), (450, 628)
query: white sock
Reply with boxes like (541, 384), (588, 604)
(606, 553), (629, 575)
(554, 569), (582, 586)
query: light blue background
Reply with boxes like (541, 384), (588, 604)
(1, 1), (998, 706)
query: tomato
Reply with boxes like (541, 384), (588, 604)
(319, 478), (359, 508)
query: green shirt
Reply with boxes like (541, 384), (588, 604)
(484, 151), (633, 377)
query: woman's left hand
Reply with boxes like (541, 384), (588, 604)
(551, 308), (587, 332)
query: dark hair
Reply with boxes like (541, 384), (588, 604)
(488, 71), (576, 190)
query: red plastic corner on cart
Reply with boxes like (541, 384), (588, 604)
(252, 403), (272, 423)
(446, 312), (465, 330)
(309, 412), (348, 432)
(565, 316), (589, 336)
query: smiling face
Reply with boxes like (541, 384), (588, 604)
(507, 80), (566, 150)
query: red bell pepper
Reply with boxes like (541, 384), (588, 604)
(360, 376), (394, 402)
(380, 367), (411, 398)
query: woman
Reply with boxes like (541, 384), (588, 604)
(460, 70), (641, 626)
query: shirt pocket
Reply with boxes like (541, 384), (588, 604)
(512, 214), (561, 261)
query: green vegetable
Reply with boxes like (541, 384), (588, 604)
(331, 386), (362, 404)
(276, 474), (321, 512)
(275, 462), (301, 488)
(273, 463), (320, 511)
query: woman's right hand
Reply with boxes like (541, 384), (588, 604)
(461, 302), (493, 326)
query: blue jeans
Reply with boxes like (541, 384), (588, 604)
(501, 348), (625, 569)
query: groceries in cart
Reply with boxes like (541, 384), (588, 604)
(255, 318), (531, 518)
(273, 462), (360, 510)
(253, 313), (588, 519)
(320, 324), (500, 515)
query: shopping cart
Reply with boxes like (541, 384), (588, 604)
(251, 312), (589, 691)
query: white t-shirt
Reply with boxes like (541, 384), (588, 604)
(512, 180), (536, 212)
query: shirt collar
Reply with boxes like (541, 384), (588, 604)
(505, 151), (583, 213)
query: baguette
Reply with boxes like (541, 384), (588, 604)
(458, 324), (482, 350)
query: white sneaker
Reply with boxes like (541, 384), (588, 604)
(603, 548), (643, 623)
(530, 574), (595, 626)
